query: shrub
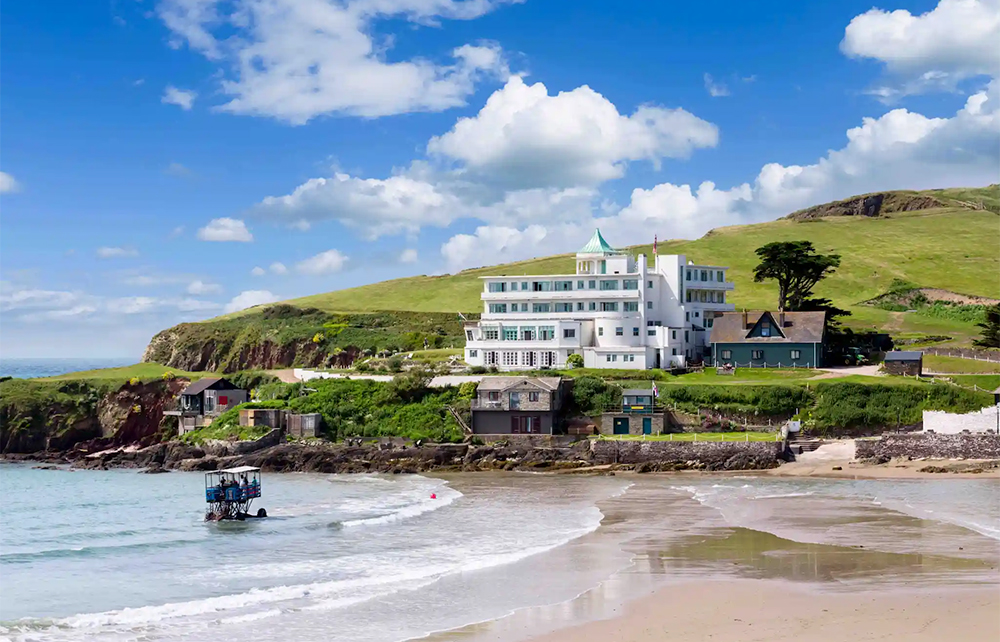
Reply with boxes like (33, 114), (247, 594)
(387, 356), (403, 373)
(566, 353), (584, 368)
(355, 360), (372, 372)
(457, 381), (478, 400)
(569, 376), (621, 416)
(467, 365), (487, 374)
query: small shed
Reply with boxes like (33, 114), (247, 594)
(239, 408), (285, 429)
(287, 413), (322, 438)
(884, 351), (923, 376)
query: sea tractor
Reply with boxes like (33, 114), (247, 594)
(204, 466), (267, 521)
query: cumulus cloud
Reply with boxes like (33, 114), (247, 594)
(250, 266), (266, 276)
(197, 218), (253, 242)
(157, 0), (514, 123)
(1, 285), (220, 322)
(441, 83), (1000, 271)
(97, 246), (139, 259)
(162, 85), (198, 110)
(842, 0), (1000, 98)
(224, 290), (280, 314)
(427, 76), (719, 188)
(0, 171), (20, 193)
(703, 73), (730, 97)
(269, 262), (289, 275)
(296, 249), (349, 275)
(399, 248), (419, 263)
(187, 279), (223, 295)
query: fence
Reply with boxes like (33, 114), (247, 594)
(704, 359), (817, 369)
(923, 347), (1000, 363)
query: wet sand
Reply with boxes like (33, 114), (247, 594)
(528, 580), (1000, 642)
(770, 458), (1000, 479)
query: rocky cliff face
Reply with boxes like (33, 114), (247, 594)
(143, 327), (334, 371)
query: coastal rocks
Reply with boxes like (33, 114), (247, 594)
(856, 433), (1000, 463)
(200, 429), (284, 457)
(590, 440), (784, 471)
(97, 380), (186, 446)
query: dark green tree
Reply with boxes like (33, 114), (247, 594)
(753, 241), (841, 311)
(973, 304), (1000, 348)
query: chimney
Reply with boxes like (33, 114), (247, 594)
(779, 311), (785, 327)
(742, 309), (748, 329)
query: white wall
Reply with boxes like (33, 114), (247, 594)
(923, 406), (1000, 434)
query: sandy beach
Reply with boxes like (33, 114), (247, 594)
(528, 580), (1000, 642)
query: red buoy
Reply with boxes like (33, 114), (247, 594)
(430, 493), (437, 499)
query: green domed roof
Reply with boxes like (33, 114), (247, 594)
(577, 229), (618, 254)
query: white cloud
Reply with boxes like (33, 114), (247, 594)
(296, 249), (349, 275)
(97, 246), (139, 259)
(427, 76), (719, 188)
(169, 226), (186, 238)
(187, 279), (223, 295)
(250, 266), (266, 276)
(269, 262), (289, 275)
(1, 285), (220, 321)
(157, 0), (514, 123)
(106, 297), (159, 315)
(165, 162), (192, 177)
(440, 82), (1000, 271)
(197, 217), (253, 242)
(399, 248), (419, 263)
(224, 290), (280, 314)
(162, 85), (198, 110)
(703, 73), (730, 97)
(0, 171), (20, 193)
(842, 0), (1000, 98)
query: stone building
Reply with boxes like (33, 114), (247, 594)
(470, 377), (567, 434)
(883, 351), (923, 376)
(600, 388), (664, 435)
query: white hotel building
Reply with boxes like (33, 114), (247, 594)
(463, 230), (736, 371)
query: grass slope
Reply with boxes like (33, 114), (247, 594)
(281, 187), (998, 343)
(39, 362), (205, 382)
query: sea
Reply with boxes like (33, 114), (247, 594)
(1, 466), (997, 642)
(0, 358), (135, 380)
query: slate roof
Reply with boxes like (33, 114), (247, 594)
(622, 389), (654, 397)
(577, 229), (620, 255)
(885, 351), (923, 361)
(710, 311), (827, 344)
(476, 376), (563, 392)
(181, 377), (239, 395)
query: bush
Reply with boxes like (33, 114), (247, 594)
(811, 382), (991, 428)
(385, 368), (433, 403)
(569, 376), (621, 416)
(387, 356), (403, 373)
(457, 381), (478, 400)
(467, 365), (487, 374)
(566, 353), (584, 368)
(355, 360), (372, 372)
(659, 385), (810, 416)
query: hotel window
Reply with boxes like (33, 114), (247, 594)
(523, 352), (537, 367)
(686, 290), (692, 302)
(598, 327), (604, 336)
(588, 280), (597, 289)
(555, 302), (573, 312)
(541, 352), (555, 367)
(600, 302), (618, 312)
(488, 282), (506, 293)
(717, 271), (724, 282)
(520, 303), (529, 312)
(577, 280), (585, 289)
(615, 327), (624, 336)
(486, 351), (498, 365)
(503, 352), (518, 366)
(564, 328), (576, 339)
(484, 327), (499, 340)
(532, 281), (551, 292)
(532, 303), (551, 313)
(672, 330), (677, 340)
(647, 280), (653, 288)
(685, 312), (690, 321)
(600, 280), (619, 290)
(791, 350), (802, 360)
(577, 302), (585, 311)
(627, 355), (635, 362)
(488, 303), (507, 314)
(648, 329), (656, 336)
(721, 350), (732, 360)
(706, 318), (714, 328)
(647, 301), (653, 309)
(686, 270), (692, 281)
(511, 282), (519, 291)
(554, 281), (573, 291)
(752, 350), (764, 360)
(503, 328), (518, 341)
(684, 331), (689, 342)
(761, 324), (771, 337)
(522, 282), (529, 290)
(632, 327), (639, 337)
(489, 391), (500, 401)
(606, 354), (618, 362)
(589, 302), (597, 311)
(623, 279), (638, 290)
(469, 350), (478, 358)
(528, 391), (540, 402)
(466, 330), (474, 340)
(672, 348), (678, 356)
(540, 326), (555, 340)
(624, 301), (639, 312)
(521, 327), (536, 341)
(700, 270), (708, 281)
(700, 291), (707, 302)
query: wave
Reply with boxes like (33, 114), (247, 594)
(341, 487), (460, 527)
(0, 536), (200, 564)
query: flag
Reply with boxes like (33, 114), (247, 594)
(652, 381), (659, 398)
(458, 311), (467, 322)
(653, 234), (658, 255)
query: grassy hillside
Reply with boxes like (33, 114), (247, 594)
(283, 187), (999, 344)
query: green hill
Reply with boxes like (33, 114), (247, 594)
(286, 186), (999, 344)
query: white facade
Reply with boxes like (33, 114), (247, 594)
(463, 230), (735, 371)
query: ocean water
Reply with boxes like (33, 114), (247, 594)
(1, 466), (997, 642)
(0, 358), (135, 379)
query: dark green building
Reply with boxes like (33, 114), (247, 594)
(710, 310), (826, 368)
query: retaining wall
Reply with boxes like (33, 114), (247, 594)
(590, 440), (784, 470)
(855, 433), (1000, 462)
(923, 407), (1000, 434)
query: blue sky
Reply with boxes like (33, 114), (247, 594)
(2, 0), (998, 358)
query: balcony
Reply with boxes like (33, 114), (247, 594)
(471, 399), (506, 411)
(685, 281), (735, 291)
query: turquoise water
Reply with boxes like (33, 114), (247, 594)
(1, 465), (997, 642)
(0, 358), (134, 379)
